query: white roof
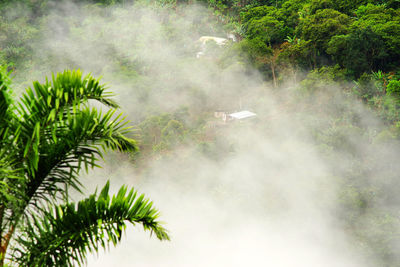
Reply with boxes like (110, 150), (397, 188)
(198, 36), (228, 46)
(229, 110), (257, 120)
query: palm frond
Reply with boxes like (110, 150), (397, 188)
(13, 182), (169, 267)
(25, 107), (138, 210)
(0, 65), (14, 140)
(0, 70), (163, 267)
(6, 70), (138, 213)
(18, 70), (118, 118)
(14, 70), (119, 174)
(0, 150), (26, 230)
(0, 66), (26, 231)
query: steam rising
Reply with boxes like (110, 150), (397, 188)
(6, 1), (400, 266)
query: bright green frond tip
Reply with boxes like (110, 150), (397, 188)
(13, 181), (169, 267)
(18, 69), (118, 119)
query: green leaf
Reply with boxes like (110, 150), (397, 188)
(13, 182), (169, 267)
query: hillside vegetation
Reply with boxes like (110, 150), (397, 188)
(1, 0), (400, 266)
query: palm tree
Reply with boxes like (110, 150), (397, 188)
(0, 67), (169, 266)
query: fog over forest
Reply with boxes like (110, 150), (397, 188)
(2, 0), (400, 266)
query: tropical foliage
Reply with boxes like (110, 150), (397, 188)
(1, 0), (400, 266)
(0, 68), (169, 266)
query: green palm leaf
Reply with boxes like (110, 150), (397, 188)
(6, 70), (138, 213)
(14, 70), (123, 174)
(26, 107), (138, 209)
(13, 181), (169, 267)
(0, 69), (168, 266)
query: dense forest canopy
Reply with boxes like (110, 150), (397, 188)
(1, 0), (400, 266)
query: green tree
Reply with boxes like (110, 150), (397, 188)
(327, 27), (388, 77)
(299, 65), (347, 93)
(232, 38), (281, 84)
(353, 4), (400, 67)
(279, 0), (308, 28)
(245, 15), (287, 46)
(233, 38), (272, 67)
(307, 0), (336, 14)
(352, 73), (382, 101)
(242, 6), (288, 46)
(307, 0), (376, 15)
(387, 80), (400, 97)
(0, 68), (169, 266)
(278, 38), (314, 79)
(296, 8), (352, 62)
(386, 0), (400, 8)
(241, 5), (280, 23)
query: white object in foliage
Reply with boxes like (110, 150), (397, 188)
(198, 36), (228, 46)
(196, 51), (205, 59)
(196, 36), (229, 58)
(227, 33), (237, 42)
(228, 110), (257, 120)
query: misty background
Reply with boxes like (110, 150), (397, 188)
(3, 0), (400, 266)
